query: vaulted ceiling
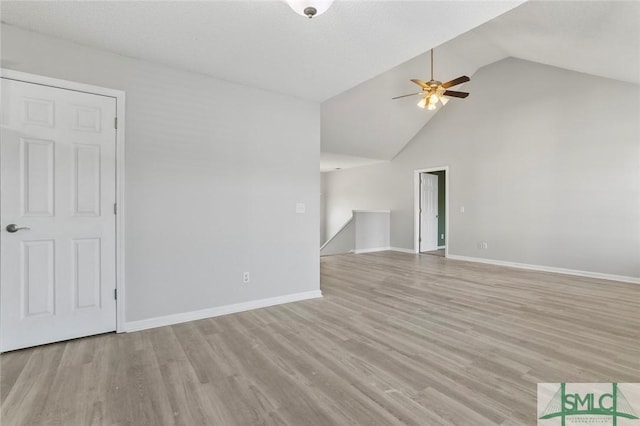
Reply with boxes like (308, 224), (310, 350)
(321, 0), (640, 169)
(0, 0), (523, 101)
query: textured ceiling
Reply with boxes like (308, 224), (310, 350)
(321, 0), (640, 163)
(0, 0), (523, 102)
(473, 0), (640, 86)
(4, 0), (636, 170)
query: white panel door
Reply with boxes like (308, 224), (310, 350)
(419, 173), (438, 252)
(1, 78), (117, 352)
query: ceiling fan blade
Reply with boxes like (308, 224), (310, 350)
(410, 79), (429, 88)
(443, 90), (469, 99)
(392, 92), (422, 100)
(442, 75), (470, 89)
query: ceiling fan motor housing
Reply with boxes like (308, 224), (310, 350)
(391, 49), (470, 104)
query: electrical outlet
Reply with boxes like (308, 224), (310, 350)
(441, 234), (444, 240)
(296, 203), (306, 214)
(460, 206), (465, 213)
(478, 241), (488, 249)
(243, 272), (250, 283)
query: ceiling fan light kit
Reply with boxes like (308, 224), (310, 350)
(393, 48), (470, 110)
(286, 0), (334, 18)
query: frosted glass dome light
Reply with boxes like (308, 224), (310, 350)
(286, 0), (335, 18)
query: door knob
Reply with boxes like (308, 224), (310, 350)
(6, 224), (30, 233)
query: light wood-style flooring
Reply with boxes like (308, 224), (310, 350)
(1, 251), (639, 425)
(421, 248), (445, 257)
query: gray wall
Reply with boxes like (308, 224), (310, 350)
(354, 211), (390, 252)
(320, 218), (354, 256)
(320, 172), (328, 245)
(2, 24), (321, 322)
(324, 58), (640, 278)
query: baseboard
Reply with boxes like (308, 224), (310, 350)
(390, 246), (417, 254)
(124, 290), (323, 332)
(354, 246), (391, 254)
(353, 247), (419, 254)
(446, 254), (640, 285)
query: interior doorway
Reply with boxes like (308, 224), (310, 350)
(1, 70), (126, 352)
(414, 167), (448, 257)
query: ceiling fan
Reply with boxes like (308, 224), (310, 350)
(392, 49), (470, 110)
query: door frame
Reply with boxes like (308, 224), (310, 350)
(1, 69), (127, 333)
(413, 166), (449, 257)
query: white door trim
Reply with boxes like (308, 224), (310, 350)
(419, 173), (439, 252)
(1, 68), (127, 333)
(413, 166), (449, 257)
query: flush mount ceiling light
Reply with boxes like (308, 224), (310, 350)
(392, 49), (470, 110)
(286, 0), (335, 18)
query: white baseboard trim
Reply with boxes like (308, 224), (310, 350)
(354, 246), (417, 254)
(446, 254), (640, 285)
(354, 246), (391, 254)
(124, 290), (323, 332)
(390, 246), (417, 254)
